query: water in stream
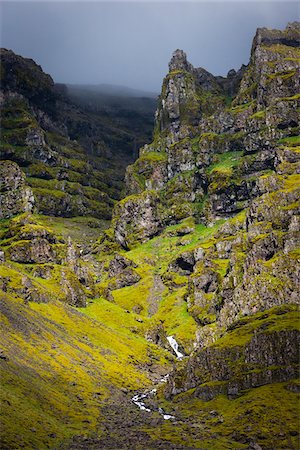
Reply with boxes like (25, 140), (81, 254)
(131, 336), (183, 420)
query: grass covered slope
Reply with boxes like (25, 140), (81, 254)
(1, 206), (299, 448)
(0, 290), (171, 449)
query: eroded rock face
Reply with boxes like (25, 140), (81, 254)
(166, 319), (299, 400)
(113, 191), (162, 249)
(116, 23), (299, 245)
(108, 253), (137, 277)
(106, 253), (141, 291)
(0, 161), (34, 218)
(8, 238), (55, 264)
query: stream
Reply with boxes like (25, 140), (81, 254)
(131, 336), (184, 420)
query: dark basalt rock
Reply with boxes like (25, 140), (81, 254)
(0, 48), (57, 116)
(108, 253), (137, 277)
(251, 22), (300, 54)
(165, 327), (300, 400)
(169, 251), (195, 275)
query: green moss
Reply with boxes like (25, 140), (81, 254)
(267, 69), (296, 81)
(263, 43), (300, 57)
(207, 151), (243, 175)
(277, 135), (300, 146)
(279, 93), (300, 101)
(155, 381), (299, 449)
(228, 101), (254, 114)
(213, 304), (299, 349)
(139, 151), (167, 163)
(0, 290), (170, 449)
(155, 288), (197, 349)
(212, 259), (230, 277)
(249, 110), (266, 119)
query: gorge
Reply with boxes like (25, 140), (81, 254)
(0, 22), (299, 450)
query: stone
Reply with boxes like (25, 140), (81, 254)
(0, 161), (34, 219)
(113, 191), (162, 249)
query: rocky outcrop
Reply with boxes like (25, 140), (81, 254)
(106, 23), (300, 414)
(165, 307), (299, 400)
(0, 160), (34, 218)
(0, 48), (57, 115)
(106, 253), (141, 290)
(112, 22), (299, 247)
(113, 191), (162, 249)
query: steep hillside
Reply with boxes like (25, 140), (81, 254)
(0, 48), (155, 221)
(1, 23), (300, 450)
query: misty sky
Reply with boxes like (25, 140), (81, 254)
(0, 1), (299, 92)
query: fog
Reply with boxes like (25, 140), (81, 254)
(1, 1), (298, 92)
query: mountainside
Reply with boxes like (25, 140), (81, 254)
(0, 48), (155, 220)
(1, 23), (300, 450)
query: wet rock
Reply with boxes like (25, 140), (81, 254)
(146, 322), (168, 349)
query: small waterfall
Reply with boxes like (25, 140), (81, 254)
(167, 336), (184, 359)
(130, 337), (184, 419)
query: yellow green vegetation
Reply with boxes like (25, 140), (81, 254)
(249, 110), (266, 119)
(148, 381), (300, 449)
(263, 43), (300, 57)
(267, 69), (296, 81)
(207, 151), (243, 176)
(278, 135), (300, 146)
(36, 215), (109, 246)
(213, 304), (299, 349)
(228, 101), (255, 115)
(92, 218), (226, 354)
(0, 292), (170, 449)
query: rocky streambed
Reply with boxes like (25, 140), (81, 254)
(131, 336), (184, 420)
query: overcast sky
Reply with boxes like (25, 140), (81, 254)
(0, 1), (299, 92)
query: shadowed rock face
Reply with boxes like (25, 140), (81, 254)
(0, 49), (57, 116)
(251, 22), (300, 53)
(0, 48), (153, 220)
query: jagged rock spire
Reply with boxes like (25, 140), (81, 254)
(251, 21), (300, 55)
(168, 49), (193, 72)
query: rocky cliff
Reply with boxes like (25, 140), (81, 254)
(103, 22), (299, 447)
(113, 23), (299, 248)
(0, 23), (299, 450)
(0, 48), (155, 220)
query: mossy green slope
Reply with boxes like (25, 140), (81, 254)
(0, 290), (171, 449)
